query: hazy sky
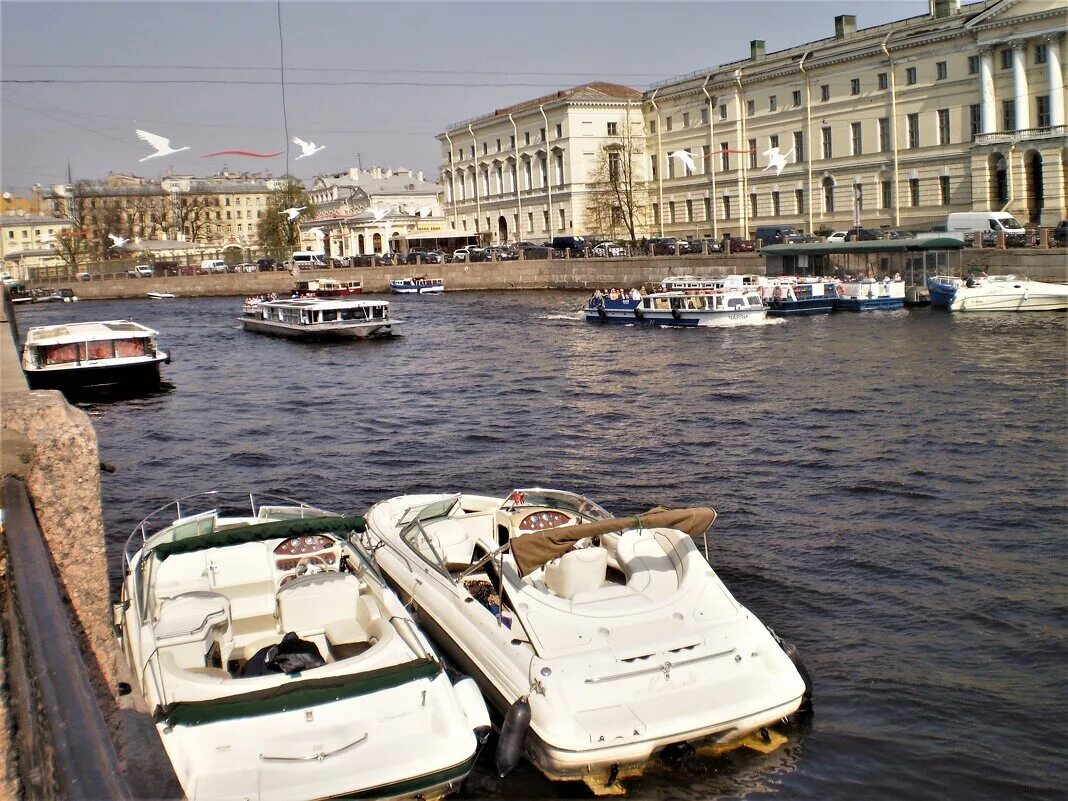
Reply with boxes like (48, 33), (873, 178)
(2, 0), (935, 192)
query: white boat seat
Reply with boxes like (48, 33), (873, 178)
(613, 532), (680, 601)
(276, 571), (362, 638)
(544, 547), (608, 600)
(423, 518), (478, 568)
(155, 591), (233, 669)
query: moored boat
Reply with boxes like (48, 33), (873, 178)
(927, 273), (1068, 312)
(390, 277), (444, 295)
(117, 491), (491, 801)
(587, 287), (767, 327)
(761, 277), (838, 316)
(21, 319), (169, 391)
(363, 489), (810, 792)
(833, 278), (905, 311)
(293, 278), (363, 298)
(241, 297), (400, 339)
(147, 292), (177, 299)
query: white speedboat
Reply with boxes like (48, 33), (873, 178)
(147, 292), (177, 299)
(927, 274), (1068, 312)
(21, 319), (168, 391)
(390, 277), (444, 294)
(117, 491), (490, 801)
(241, 297), (400, 339)
(364, 489), (811, 792)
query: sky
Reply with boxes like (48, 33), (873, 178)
(1, 0), (938, 193)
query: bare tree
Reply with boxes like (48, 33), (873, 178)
(172, 193), (213, 242)
(257, 177), (315, 261)
(584, 114), (648, 244)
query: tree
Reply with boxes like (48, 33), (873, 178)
(584, 111), (648, 244)
(172, 194), (213, 242)
(257, 177), (315, 261)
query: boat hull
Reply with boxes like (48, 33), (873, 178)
(241, 317), (400, 339)
(585, 305), (767, 327)
(765, 297), (836, 316)
(834, 297), (905, 312)
(390, 286), (444, 295)
(24, 355), (165, 391)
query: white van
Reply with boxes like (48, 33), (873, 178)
(199, 259), (228, 273)
(946, 212), (1026, 239)
(288, 251), (329, 270)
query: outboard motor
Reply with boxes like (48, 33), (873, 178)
(496, 696), (531, 777)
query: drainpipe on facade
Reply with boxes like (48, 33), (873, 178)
(649, 89), (664, 237)
(881, 34), (901, 228)
(539, 105), (553, 236)
(734, 69), (748, 238)
(444, 131), (457, 229)
(1002, 143), (1015, 214)
(508, 113), (522, 244)
(798, 52), (814, 235)
(468, 124), (482, 243)
(701, 75), (718, 239)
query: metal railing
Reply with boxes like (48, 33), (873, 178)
(973, 125), (1067, 146)
(1, 477), (132, 800)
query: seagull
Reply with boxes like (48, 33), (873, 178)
(136, 129), (190, 162)
(371, 207), (388, 222)
(108, 234), (130, 249)
(308, 227), (325, 240)
(670, 150), (695, 173)
(40, 232), (56, 244)
(279, 206), (306, 221)
(762, 146), (795, 177)
(292, 137), (325, 160)
(417, 206), (434, 218)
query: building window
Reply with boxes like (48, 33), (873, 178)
(482, 143), (488, 155)
(559, 208), (565, 229)
(748, 140), (757, 169)
(854, 183), (864, 211)
(749, 193), (757, 218)
(794, 131), (804, 162)
(543, 210), (549, 230)
(769, 95), (777, 112)
(879, 117), (891, 152)
(653, 203), (660, 224)
(905, 67), (917, 85)
(940, 175), (950, 205)
(719, 104), (727, 120)
(907, 113), (920, 148)
(936, 61), (947, 80)
(881, 180), (893, 210)
(851, 122), (862, 155)
(772, 191), (781, 217)
(495, 138), (501, 152)
(850, 78), (860, 96)
(822, 178), (834, 213)
(1035, 43), (1048, 64)
(878, 72), (889, 90)
(524, 131), (530, 146)
(795, 188), (804, 214)
(704, 197), (712, 220)
(607, 121), (617, 136)
(746, 100), (754, 116)
(701, 107), (708, 124)
(820, 84), (830, 102)
(793, 90), (802, 106)
(666, 116), (673, 132)
(509, 135), (515, 148)
(684, 149), (694, 176)
(938, 108), (951, 145)
(909, 178), (920, 207)
(1000, 49), (1012, 69)
(683, 112), (690, 128)
(821, 126), (832, 159)
(649, 119), (656, 134)
(969, 104), (981, 140)
(723, 196), (732, 218)
(702, 144), (711, 172)
(770, 134), (779, 149)
(608, 151), (621, 181)
(539, 127), (546, 142)
(650, 155), (657, 180)
(720, 142), (730, 171)
(1036, 95), (1051, 128)
(968, 55), (980, 75)
(668, 154), (675, 179)
(555, 123), (562, 138)
(686, 199), (693, 222)
(1002, 99), (1016, 131)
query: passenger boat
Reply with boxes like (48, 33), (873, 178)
(833, 278), (905, 311)
(927, 274), (1068, 312)
(660, 274), (762, 292)
(241, 297), (400, 339)
(363, 489), (811, 792)
(147, 292), (177, 300)
(293, 278), (363, 297)
(586, 288), (766, 327)
(761, 278), (838, 316)
(389, 277), (444, 295)
(117, 491), (490, 801)
(21, 320), (168, 391)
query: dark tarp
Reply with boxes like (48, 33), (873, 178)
(152, 515), (367, 561)
(510, 507), (717, 577)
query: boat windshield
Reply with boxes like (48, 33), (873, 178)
(397, 495), (461, 576)
(500, 488), (610, 521)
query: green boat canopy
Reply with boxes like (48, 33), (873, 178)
(761, 237), (965, 257)
(152, 515), (367, 560)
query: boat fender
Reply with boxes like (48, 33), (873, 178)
(779, 640), (813, 710)
(453, 676), (492, 741)
(671, 307), (682, 321)
(496, 696), (531, 777)
(597, 306), (607, 319)
(633, 306), (644, 319)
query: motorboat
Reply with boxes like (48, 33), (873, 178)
(586, 288), (767, 327)
(833, 277), (905, 311)
(660, 274), (762, 292)
(147, 292), (177, 299)
(927, 274), (1068, 312)
(760, 277), (838, 316)
(390, 277), (444, 295)
(21, 319), (169, 391)
(363, 489), (811, 792)
(241, 297), (401, 339)
(117, 491), (490, 801)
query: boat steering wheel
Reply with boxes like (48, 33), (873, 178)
(295, 555), (330, 576)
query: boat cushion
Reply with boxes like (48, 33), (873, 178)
(544, 547), (608, 600)
(276, 571), (362, 636)
(155, 592), (230, 643)
(613, 532), (680, 601)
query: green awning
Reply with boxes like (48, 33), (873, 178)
(152, 515), (367, 560)
(761, 237), (965, 257)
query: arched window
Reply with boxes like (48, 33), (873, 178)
(822, 176), (836, 213)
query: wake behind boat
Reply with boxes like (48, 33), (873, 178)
(117, 491), (490, 801)
(242, 297), (401, 339)
(364, 489), (810, 792)
(927, 274), (1068, 312)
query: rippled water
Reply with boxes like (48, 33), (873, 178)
(16, 293), (1067, 800)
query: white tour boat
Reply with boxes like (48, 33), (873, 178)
(390, 277), (444, 295)
(242, 297), (400, 339)
(586, 287), (766, 327)
(927, 274), (1068, 312)
(21, 319), (168, 391)
(117, 491), (490, 801)
(363, 489), (811, 792)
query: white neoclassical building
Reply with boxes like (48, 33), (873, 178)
(438, 82), (647, 244)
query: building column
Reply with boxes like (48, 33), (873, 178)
(980, 48), (996, 134)
(1012, 43), (1030, 130)
(1047, 34), (1065, 127)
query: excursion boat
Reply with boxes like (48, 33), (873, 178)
(833, 278), (905, 311)
(242, 297), (400, 339)
(293, 278), (363, 298)
(660, 274), (762, 292)
(586, 288), (767, 327)
(927, 274), (1068, 312)
(363, 489), (811, 793)
(761, 278), (838, 316)
(21, 320), (169, 391)
(389, 277), (444, 295)
(117, 491), (491, 801)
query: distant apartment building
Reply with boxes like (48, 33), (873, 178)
(0, 212), (73, 281)
(438, 82), (646, 244)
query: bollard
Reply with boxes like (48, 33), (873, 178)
(997, 231), (1006, 249)
(1040, 228), (1049, 249)
(649, 244), (655, 257)
(675, 242), (681, 256)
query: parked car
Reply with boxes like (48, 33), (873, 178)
(1052, 220), (1068, 247)
(127, 265), (154, 278)
(451, 246), (485, 263)
(257, 258), (278, 272)
(76, 272), (91, 282)
(826, 231), (848, 243)
(236, 262), (258, 273)
(647, 237), (684, 255)
(683, 239), (722, 254)
(200, 259), (229, 273)
(591, 241), (626, 257)
(755, 225), (804, 245)
(515, 242), (551, 260)
(725, 237), (756, 253)
(484, 246), (518, 261)
(549, 236), (586, 256)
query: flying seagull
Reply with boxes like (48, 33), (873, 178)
(292, 137), (325, 160)
(670, 150), (695, 173)
(136, 129), (190, 162)
(308, 227), (325, 240)
(108, 234), (130, 249)
(371, 207), (388, 222)
(279, 206), (306, 221)
(762, 146), (795, 177)
(417, 206), (434, 218)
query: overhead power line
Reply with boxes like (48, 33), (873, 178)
(1, 78), (588, 88)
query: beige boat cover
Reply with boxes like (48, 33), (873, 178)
(510, 506), (717, 577)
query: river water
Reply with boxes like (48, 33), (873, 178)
(16, 292), (1067, 800)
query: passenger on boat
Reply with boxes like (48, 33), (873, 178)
(593, 289), (603, 299)
(629, 287), (642, 301)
